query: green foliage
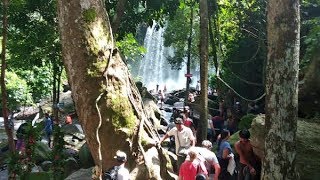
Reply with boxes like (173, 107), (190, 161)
(17, 67), (53, 102)
(6, 121), (67, 179)
(51, 124), (66, 179)
(6, 0), (63, 104)
(300, 0), (320, 70)
(209, 74), (217, 90)
(6, 122), (43, 179)
(163, 3), (200, 69)
(216, 0), (267, 100)
(105, 0), (179, 40)
(238, 114), (256, 130)
(116, 33), (146, 60)
(6, 151), (23, 177)
(0, 71), (33, 111)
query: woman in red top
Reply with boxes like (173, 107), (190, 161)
(179, 148), (207, 180)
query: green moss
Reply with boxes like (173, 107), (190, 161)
(83, 8), (97, 23)
(87, 60), (107, 78)
(140, 136), (147, 147)
(238, 114), (256, 129)
(110, 94), (136, 132)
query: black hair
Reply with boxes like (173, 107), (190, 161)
(217, 129), (230, 151)
(195, 173), (206, 180)
(239, 129), (250, 139)
(220, 129), (230, 140)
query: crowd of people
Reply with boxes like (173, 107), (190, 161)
(155, 101), (262, 180)
(104, 104), (262, 180)
(158, 114), (261, 179)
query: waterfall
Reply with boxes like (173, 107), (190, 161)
(130, 23), (198, 92)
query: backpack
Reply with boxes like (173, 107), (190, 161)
(196, 160), (207, 179)
(104, 166), (119, 180)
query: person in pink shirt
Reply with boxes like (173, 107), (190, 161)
(179, 148), (208, 180)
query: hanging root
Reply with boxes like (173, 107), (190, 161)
(94, 91), (107, 179)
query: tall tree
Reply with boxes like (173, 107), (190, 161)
(57, 0), (174, 179)
(185, 0), (194, 103)
(198, 0), (209, 143)
(1, 0), (15, 152)
(262, 0), (300, 179)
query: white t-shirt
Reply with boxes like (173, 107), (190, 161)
(208, 119), (213, 129)
(194, 147), (219, 172)
(117, 164), (130, 180)
(167, 126), (195, 154)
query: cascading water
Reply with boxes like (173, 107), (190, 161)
(130, 23), (198, 92)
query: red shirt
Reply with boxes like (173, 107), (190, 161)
(179, 160), (207, 180)
(179, 161), (198, 180)
(183, 118), (193, 128)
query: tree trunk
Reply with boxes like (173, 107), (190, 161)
(198, 0), (209, 143)
(185, 2), (194, 103)
(52, 58), (58, 119)
(111, 0), (126, 35)
(208, 18), (218, 72)
(1, 0), (15, 153)
(262, 0), (300, 179)
(56, 1), (174, 179)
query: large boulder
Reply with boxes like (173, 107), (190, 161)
(15, 106), (39, 120)
(58, 91), (76, 114)
(250, 114), (266, 159)
(78, 143), (95, 168)
(34, 141), (52, 163)
(164, 95), (180, 106)
(130, 147), (177, 180)
(65, 167), (93, 180)
(64, 157), (80, 177)
(250, 115), (320, 179)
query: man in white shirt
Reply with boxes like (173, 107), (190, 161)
(196, 140), (221, 180)
(114, 150), (130, 180)
(159, 117), (195, 171)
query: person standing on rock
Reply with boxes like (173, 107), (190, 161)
(159, 117), (196, 172)
(158, 90), (165, 109)
(43, 113), (53, 148)
(114, 150), (130, 180)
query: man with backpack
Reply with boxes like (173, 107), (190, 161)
(196, 140), (221, 180)
(104, 150), (130, 180)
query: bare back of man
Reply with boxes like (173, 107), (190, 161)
(235, 129), (261, 180)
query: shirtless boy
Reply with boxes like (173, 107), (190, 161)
(235, 129), (261, 180)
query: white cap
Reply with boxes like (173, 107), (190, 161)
(114, 150), (127, 162)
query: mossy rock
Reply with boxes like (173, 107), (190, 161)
(238, 114), (256, 130)
(19, 172), (53, 180)
(249, 115), (320, 180)
(78, 143), (94, 168)
(34, 142), (52, 163)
